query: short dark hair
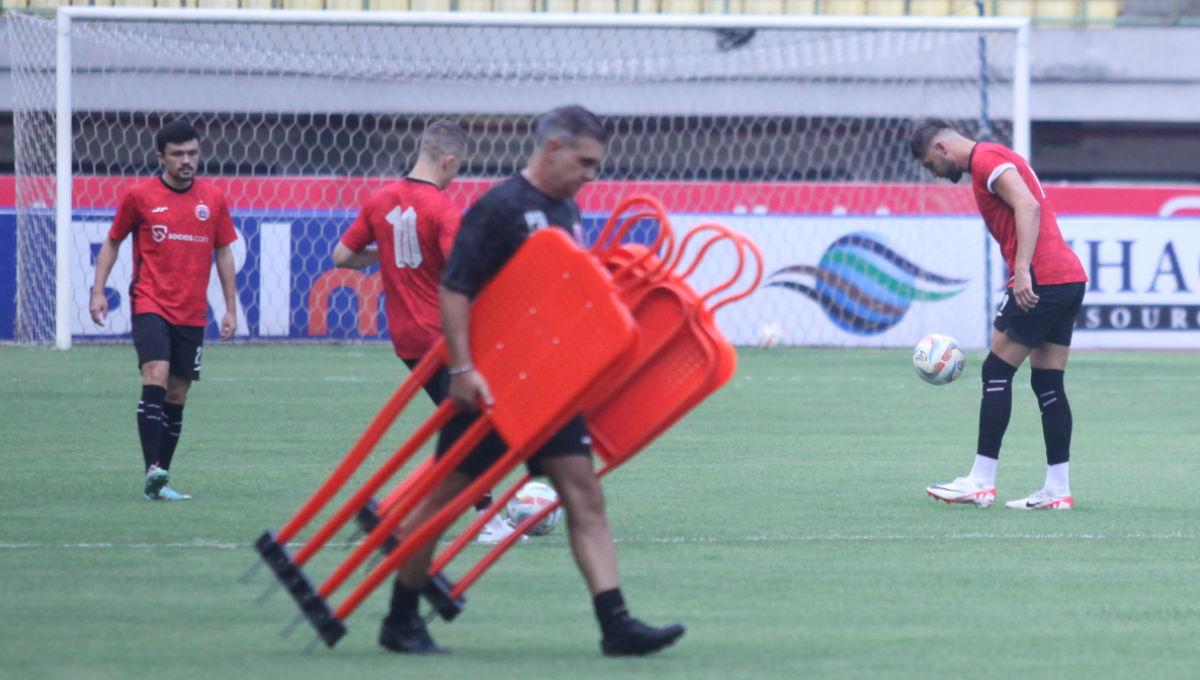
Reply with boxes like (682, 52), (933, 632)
(534, 105), (608, 147)
(155, 119), (199, 154)
(419, 120), (468, 160)
(909, 118), (955, 159)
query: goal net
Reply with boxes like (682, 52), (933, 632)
(7, 10), (1027, 349)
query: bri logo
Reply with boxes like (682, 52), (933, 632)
(764, 232), (968, 336)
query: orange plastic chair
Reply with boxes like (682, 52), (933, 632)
(250, 228), (639, 649)
(363, 195), (679, 564)
(420, 204), (763, 618)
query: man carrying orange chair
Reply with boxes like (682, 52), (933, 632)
(379, 105), (686, 656)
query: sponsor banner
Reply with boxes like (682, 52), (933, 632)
(985, 217), (1200, 348)
(1063, 218), (1200, 349)
(73, 210), (355, 340)
(0, 214), (14, 340)
(53, 210), (991, 347)
(673, 215), (990, 349)
(4, 188), (1200, 348)
(71, 210), (622, 341)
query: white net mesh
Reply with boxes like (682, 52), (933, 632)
(7, 12), (1021, 348)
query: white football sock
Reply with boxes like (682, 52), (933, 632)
(969, 455), (998, 486)
(1044, 462), (1070, 496)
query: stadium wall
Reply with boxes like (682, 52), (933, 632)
(3, 177), (1199, 349)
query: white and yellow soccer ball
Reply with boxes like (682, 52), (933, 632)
(504, 481), (562, 536)
(912, 333), (965, 385)
(757, 322), (785, 349)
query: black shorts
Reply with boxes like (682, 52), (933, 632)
(993, 282), (1086, 348)
(401, 358), (449, 405)
(132, 313), (205, 381)
(435, 412), (592, 479)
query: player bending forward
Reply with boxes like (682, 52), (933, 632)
(910, 119), (1088, 510)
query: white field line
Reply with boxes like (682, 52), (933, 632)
(0, 532), (1196, 551)
(173, 373), (1198, 385)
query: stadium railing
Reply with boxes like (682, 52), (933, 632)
(3, 1), (1198, 29)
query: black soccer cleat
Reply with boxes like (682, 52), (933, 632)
(378, 613), (449, 655)
(600, 616), (686, 656)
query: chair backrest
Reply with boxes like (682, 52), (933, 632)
(471, 228), (639, 449)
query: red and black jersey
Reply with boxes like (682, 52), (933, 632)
(340, 178), (462, 360)
(442, 174), (583, 299)
(108, 177), (238, 328)
(969, 142), (1087, 286)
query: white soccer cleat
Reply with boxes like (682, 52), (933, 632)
(1005, 490), (1073, 510)
(474, 513), (527, 545)
(157, 485), (192, 501)
(926, 476), (996, 508)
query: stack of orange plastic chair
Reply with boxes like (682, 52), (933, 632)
(246, 228), (640, 649)
(391, 196), (763, 621)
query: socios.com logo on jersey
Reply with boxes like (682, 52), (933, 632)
(764, 232), (968, 336)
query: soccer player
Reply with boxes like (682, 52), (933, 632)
(378, 105), (686, 656)
(90, 119), (238, 501)
(910, 118), (1087, 510)
(332, 120), (520, 546)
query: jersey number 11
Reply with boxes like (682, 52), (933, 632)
(387, 206), (422, 269)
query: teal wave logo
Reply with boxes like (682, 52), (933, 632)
(765, 232), (968, 336)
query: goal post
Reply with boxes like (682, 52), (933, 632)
(8, 8), (1030, 349)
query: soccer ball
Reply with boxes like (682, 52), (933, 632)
(504, 481), (562, 536)
(757, 322), (785, 349)
(912, 333), (965, 385)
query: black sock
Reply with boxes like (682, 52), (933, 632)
(137, 385), (167, 471)
(977, 352), (1018, 459)
(159, 402), (185, 471)
(474, 493), (493, 512)
(593, 588), (629, 636)
(1031, 368), (1072, 466)
(384, 580), (421, 625)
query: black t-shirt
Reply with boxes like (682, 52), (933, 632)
(441, 173), (584, 298)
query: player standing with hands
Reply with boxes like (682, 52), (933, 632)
(910, 119), (1088, 510)
(90, 120), (238, 501)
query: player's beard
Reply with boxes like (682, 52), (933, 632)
(169, 167), (194, 186)
(946, 168), (963, 183)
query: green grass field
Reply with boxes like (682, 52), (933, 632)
(2, 344), (1198, 679)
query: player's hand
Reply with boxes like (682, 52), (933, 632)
(449, 370), (494, 414)
(1013, 269), (1039, 311)
(89, 290), (108, 326)
(220, 309), (237, 340)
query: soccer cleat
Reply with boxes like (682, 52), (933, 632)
(143, 464), (169, 499)
(601, 615), (686, 656)
(925, 476), (996, 508)
(157, 485), (192, 501)
(378, 613), (449, 655)
(1005, 490), (1073, 510)
(474, 513), (528, 545)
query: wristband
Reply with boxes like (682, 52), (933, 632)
(447, 363), (474, 376)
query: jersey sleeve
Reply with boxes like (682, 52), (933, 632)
(340, 194), (379, 252)
(974, 146), (1018, 195)
(441, 195), (522, 298)
(107, 188), (141, 241)
(214, 194), (238, 248)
